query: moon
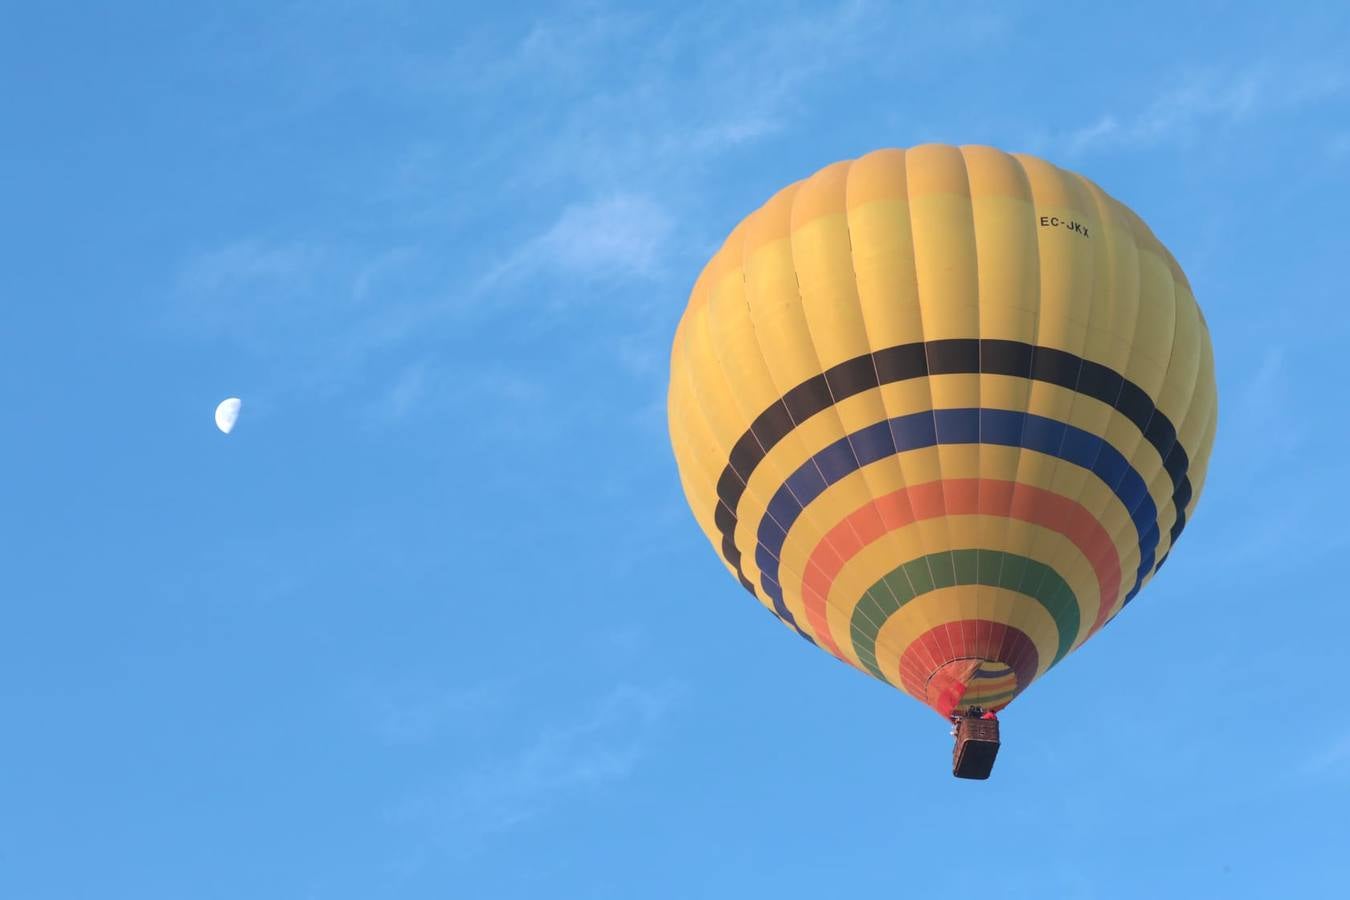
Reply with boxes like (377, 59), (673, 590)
(215, 397), (242, 434)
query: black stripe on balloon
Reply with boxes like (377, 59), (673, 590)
(714, 338), (1194, 589)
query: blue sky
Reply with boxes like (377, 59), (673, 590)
(4, 2), (1349, 897)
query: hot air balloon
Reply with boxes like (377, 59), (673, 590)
(666, 144), (1217, 778)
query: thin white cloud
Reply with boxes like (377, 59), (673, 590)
(535, 194), (672, 276)
(679, 116), (784, 154)
(1229, 346), (1304, 478)
(479, 193), (674, 291)
(1302, 731), (1350, 777)
(475, 0), (1007, 190)
(174, 239), (328, 335)
(170, 234), (458, 399)
(1062, 61), (1349, 155)
(178, 239), (323, 293)
(511, 10), (644, 85)
(352, 245), (421, 304)
(389, 682), (677, 853)
(170, 1), (1011, 429)
(366, 680), (510, 746)
(531, 4), (841, 179)
(1178, 340), (1350, 583)
(370, 360), (431, 424)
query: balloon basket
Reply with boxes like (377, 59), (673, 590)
(952, 716), (1001, 780)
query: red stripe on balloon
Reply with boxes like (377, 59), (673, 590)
(799, 479), (1121, 659)
(899, 620), (1040, 715)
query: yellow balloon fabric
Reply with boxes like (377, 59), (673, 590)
(667, 145), (1217, 716)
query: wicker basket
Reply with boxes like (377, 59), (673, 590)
(952, 717), (1001, 780)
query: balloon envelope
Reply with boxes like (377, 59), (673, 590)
(215, 397), (242, 434)
(667, 145), (1217, 717)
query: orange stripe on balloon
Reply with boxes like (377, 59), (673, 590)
(800, 479), (1121, 658)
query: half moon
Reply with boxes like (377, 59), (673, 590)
(215, 397), (242, 434)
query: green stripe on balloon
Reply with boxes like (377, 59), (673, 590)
(849, 549), (1079, 681)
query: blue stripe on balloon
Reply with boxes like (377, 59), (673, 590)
(756, 408), (1158, 640)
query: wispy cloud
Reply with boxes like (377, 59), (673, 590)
(169, 1), (1010, 429)
(417, 0), (1008, 195)
(174, 239), (329, 336)
(1183, 343), (1350, 580)
(366, 680), (511, 746)
(389, 682), (677, 853)
(1302, 730), (1350, 778)
(169, 234), (447, 404)
(368, 360), (432, 424)
(512, 1), (905, 186)
(479, 193), (674, 292)
(536, 194), (672, 276)
(1060, 61), (1349, 155)
(360, 355), (563, 444)
(1229, 346), (1302, 474)
(1328, 132), (1350, 159)
(352, 246), (422, 304)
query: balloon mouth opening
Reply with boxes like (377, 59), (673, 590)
(925, 658), (1019, 717)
